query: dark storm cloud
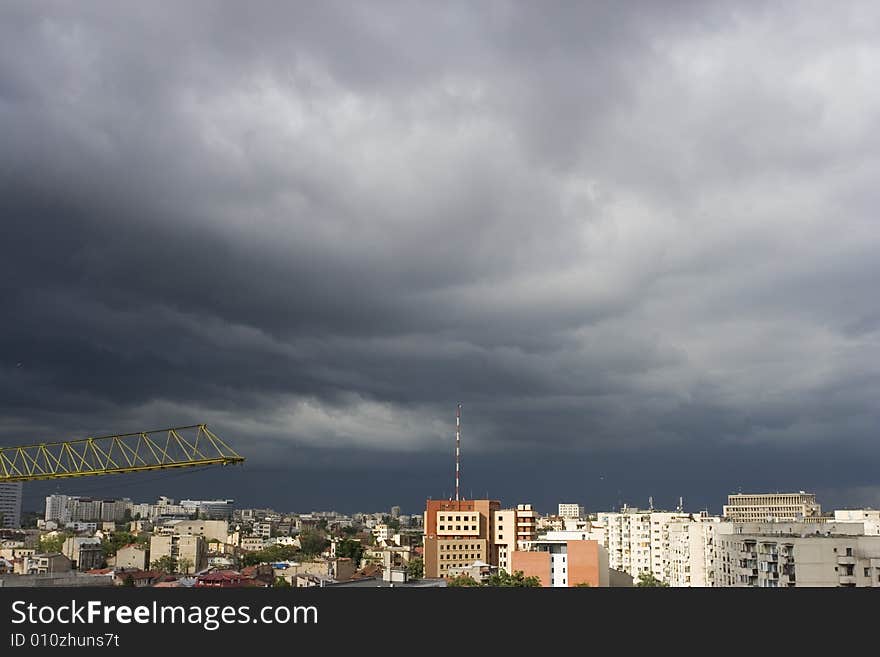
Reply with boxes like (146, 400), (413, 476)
(3, 1), (880, 509)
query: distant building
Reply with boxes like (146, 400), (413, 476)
(179, 499), (235, 520)
(723, 492), (821, 523)
(240, 536), (267, 552)
(163, 519), (229, 543)
(149, 534), (207, 574)
(372, 523), (396, 544)
(61, 536), (103, 570)
(116, 544), (149, 570)
(253, 521), (272, 539)
(558, 504), (585, 519)
(833, 510), (880, 535)
(390, 506), (401, 519)
(24, 553), (72, 574)
(44, 494), (71, 524)
(0, 483), (23, 529)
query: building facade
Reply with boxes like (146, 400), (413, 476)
(713, 522), (880, 587)
(834, 510), (880, 535)
(423, 499), (500, 578)
(665, 516), (721, 587)
(596, 508), (694, 583)
(722, 492), (821, 523)
(149, 534), (207, 574)
(510, 539), (609, 587)
(0, 483), (23, 529)
(558, 504), (585, 519)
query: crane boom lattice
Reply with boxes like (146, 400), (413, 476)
(0, 424), (244, 483)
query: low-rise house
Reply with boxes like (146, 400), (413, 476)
(24, 553), (72, 575)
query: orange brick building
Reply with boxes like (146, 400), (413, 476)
(511, 540), (609, 587)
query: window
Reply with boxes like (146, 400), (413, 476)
(846, 547), (853, 557)
(865, 568), (870, 577)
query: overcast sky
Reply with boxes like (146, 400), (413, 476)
(3, 2), (880, 515)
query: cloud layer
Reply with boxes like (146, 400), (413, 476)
(3, 2), (880, 511)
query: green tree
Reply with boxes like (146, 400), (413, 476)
(101, 531), (136, 558)
(151, 555), (177, 573)
(335, 539), (365, 565)
(636, 572), (669, 587)
(485, 570), (541, 587)
(39, 532), (72, 554)
(574, 582), (592, 587)
(122, 574), (135, 587)
(386, 518), (400, 532)
(240, 544), (300, 567)
(273, 576), (292, 588)
(178, 557), (194, 575)
(447, 573), (481, 587)
(340, 526), (359, 537)
(406, 557), (424, 580)
(298, 531), (329, 556)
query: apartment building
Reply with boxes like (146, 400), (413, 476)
(834, 510), (880, 535)
(372, 523), (396, 544)
(149, 534), (207, 574)
(61, 536), (102, 570)
(179, 499), (235, 520)
(665, 516), (721, 587)
(722, 492), (822, 523)
(713, 522), (880, 587)
(596, 507), (694, 583)
(0, 483), (23, 528)
(558, 504), (585, 519)
(115, 544), (149, 570)
(24, 553), (72, 574)
(163, 519), (229, 543)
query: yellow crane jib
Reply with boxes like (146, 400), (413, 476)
(0, 424), (245, 483)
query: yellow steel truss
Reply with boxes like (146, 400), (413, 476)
(0, 424), (244, 483)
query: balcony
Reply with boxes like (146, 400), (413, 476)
(837, 556), (856, 565)
(838, 575), (857, 585)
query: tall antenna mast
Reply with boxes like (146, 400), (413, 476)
(455, 403), (461, 503)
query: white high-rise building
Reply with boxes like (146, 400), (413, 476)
(0, 482), (23, 528)
(558, 504), (585, 519)
(596, 507), (695, 583)
(665, 516), (722, 587)
(45, 494), (71, 523)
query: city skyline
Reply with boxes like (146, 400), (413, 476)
(3, 3), (880, 511)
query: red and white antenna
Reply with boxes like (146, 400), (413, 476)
(455, 403), (462, 502)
